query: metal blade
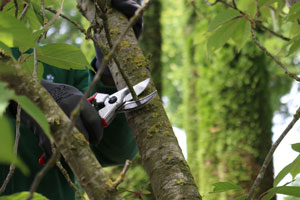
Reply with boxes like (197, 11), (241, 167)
(123, 78), (150, 101)
(117, 90), (157, 112)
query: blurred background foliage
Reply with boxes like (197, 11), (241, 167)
(40, 0), (300, 199)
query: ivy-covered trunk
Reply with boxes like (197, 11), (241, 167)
(77, 0), (201, 199)
(140, 0), (162, 95)
(183, 3), (274, 199)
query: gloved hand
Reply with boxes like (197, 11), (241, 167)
(37, 80), (104, 162)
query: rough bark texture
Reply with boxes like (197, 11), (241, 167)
(0, 57), (119, 200)
(76, 0), (201, 199)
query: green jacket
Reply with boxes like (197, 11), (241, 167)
(0, 48), (138, 200)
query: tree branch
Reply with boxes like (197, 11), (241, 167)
(56, 160), (85, 200)
(250, 25), (300, 81)
(246, 106), (300, 200)
(27, 147), (60, 200)
(77, 0), (202, 199)
(207, 0), (291, 41)
(0, 58), (119, 200)
(111, 160), (132, 189)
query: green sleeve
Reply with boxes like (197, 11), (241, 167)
(89, 57), (138, 166)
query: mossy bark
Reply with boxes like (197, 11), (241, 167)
(76, 0), (202, 199)
(0, 58), (119, 200)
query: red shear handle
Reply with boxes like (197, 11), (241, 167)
(88, 93), (97, 103)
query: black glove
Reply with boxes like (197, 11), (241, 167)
(37, 80), (104, 162)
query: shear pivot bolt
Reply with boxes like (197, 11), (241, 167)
(108, 96), (117, 104)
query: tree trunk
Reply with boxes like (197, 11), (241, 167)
(183, 3), (274, 199)
(76, 0), (202, 199)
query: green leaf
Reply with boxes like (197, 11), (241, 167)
(274, 155), (300, 186)
(211, 182), (243, 193)
(258, 0), (281, 7)
(0, 41), (12, 57)
(31, 0), (59, 6)
(22, 55), (44, 82)
(23, 5), (43, 31)
(208, 9), (240, 32)
(0, 116), (29, 175)
(1, 191), (49, 200)
(292, 143), (300, 152)
(236, 0), (257, 17)
(262, 186), (300, 200)
(231, 18), (251, 51)
(37, 44), (89, 70)
(288, 39), (300, 55)
(234, 194), (247, 200)
(286, 1), (300, 21)
(0, 82), (15, 116)
(274, 162), (294, 186)
(0, 13), (36, 51)
(207, 19), (240, 51)
(13, 95), (52, 142)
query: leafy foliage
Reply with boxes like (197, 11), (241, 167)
(211, 182), (243, 193)
(0, 115), (29, 175)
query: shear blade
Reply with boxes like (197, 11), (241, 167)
(118, 90), (157, 112)
(123, 78), (150, 102)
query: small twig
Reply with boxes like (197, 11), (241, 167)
(95, 0), (152, 101)
(43, 0), (64, 30)
(41, 0), (47, 25)
(13, 0), (18, 17)
(212, 0), (291, 41)
(232, 0), (237, 9)
(258, 22), (290, 41)
(45, 7), (87, 35)
(255, 0), (260, 20)
(246, 107), (300, 200)
(126, 190), (144, 200)
(0, 105), (21, 194)
(45, 7), (107, 52)
(112, 160), (132, 189)
(27, 148), (60, 200)
(95, 1), (113, 48)
(250, 24), (300, 81)
(19, 3), (29, 20)
(20, 54), (33, 64)
(56, 161), (85, 200)
(94, 1), (139, 100)
(32, 48), (38, 81)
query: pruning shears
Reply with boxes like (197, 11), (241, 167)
(88, 78), (157, 127)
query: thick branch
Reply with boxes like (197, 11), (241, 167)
(0, 58), (118, 200)
(76, 0), (202, 199)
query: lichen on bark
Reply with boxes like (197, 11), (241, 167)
(76, 0), (202, 199)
